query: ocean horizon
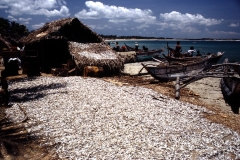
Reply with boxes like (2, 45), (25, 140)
(106, 39), (240, 63)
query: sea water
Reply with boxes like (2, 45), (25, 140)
(107, 40), (240, 63)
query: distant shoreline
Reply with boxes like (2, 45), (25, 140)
(105, 39), (240, 42)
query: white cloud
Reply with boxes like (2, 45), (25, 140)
(88, 24), (112, 30)
(19, 17), (32, 22)
(74, 1), (156, 24)
(0, 0), (70, 17)
(117, 28), (127, 31)
(109, 19), (129, 23)
(22, 21), (29, 25)
(136, 24), (150, 29)
(228, 23), (239, 27)
(7, 15), (17, 21)
(158, 11), (223, 33)
(157, 11), (223, 34)
(211, 30), (240, 35)
(31, 6), (69, 17)
(57, 0), (66, 6)
(181, 26), (201, 33)
(160, 11), (223, 26)
(32, 22), (45, 29)
(205, 29), (240, 35)
(0, 4), (8, 8)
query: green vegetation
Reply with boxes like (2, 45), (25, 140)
(99, 34), (166, 40)
(0, 17), (29, 44)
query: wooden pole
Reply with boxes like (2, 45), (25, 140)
(175, 76), (180, 99)
(167, 42), (170, 57)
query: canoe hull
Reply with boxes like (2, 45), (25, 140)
(163, 52), (224, 65)
(136, 50), (162, 61)
(142, 57), (209, 81)
(220, 77), (240, 100)
(124, 43), (163, 61)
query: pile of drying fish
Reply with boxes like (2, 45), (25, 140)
(5, 76), (240, 159)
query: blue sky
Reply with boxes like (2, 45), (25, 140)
(0, 0), (240, 38)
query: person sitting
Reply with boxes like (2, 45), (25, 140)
(142, 46), (148, 51)
(135, 46), (139, 51)
(135, 44), (139, 51)
(174, 41), (182, 57)
(196, 50), (202, 56)
(184, 46), (196, 57)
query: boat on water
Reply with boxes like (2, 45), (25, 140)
(162, 52), (224, 65)
(124, 43), (135, 51)
(207, 52), (225, 64)
(136, 49), (164, 61)
(124, 43), (164, 61)
(141, 56), (210, 82)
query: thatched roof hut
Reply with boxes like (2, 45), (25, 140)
(20, 18), (104, 44)
(19, 17), (109, 73)
(68, 42), (123, 75)
(0, 35), (12, 51)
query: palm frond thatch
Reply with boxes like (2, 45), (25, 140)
(20, 17), (104, 44)
(68, 41), (123, 74)
(18, 17), (109, 73)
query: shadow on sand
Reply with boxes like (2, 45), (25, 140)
(9, 77), (67, 103)
(222, 94), (240, 114)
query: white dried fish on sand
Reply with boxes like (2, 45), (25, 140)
(5, 76), (240, 159)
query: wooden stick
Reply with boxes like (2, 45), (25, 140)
(175, 77), (180, 99)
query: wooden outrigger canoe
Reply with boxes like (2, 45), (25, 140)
(141, 56), (210, 82)
(136, 50), (164, 61)
(162, 52), (224, 65)
(124, 43), (135, 51)
(221, 77), (240, 101)
(217, 60), (240, 103)
(124, 43), (164, 61)
(174, 60), (240, 101)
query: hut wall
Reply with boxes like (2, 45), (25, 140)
(0, 43), (3, 53)
(25, 39), (72, 73)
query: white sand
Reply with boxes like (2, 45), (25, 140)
(123, 62), (231, 111)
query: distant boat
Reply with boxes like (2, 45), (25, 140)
(124, 43), (164, 61)
(136, 49), (164, 61)
(163, 52), (224, 65)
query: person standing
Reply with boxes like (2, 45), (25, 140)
(115, 42), (120, 52)
(135, 43), (139, 51)
(0, 70), (9, 106)
(174, 41), (182, 57)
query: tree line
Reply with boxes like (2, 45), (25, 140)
(99, 34), (166, 40)
(0, 17), (29, 45)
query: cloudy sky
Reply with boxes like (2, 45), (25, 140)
(0, 0), (240, 38)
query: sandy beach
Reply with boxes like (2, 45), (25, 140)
(5, 76), (240, 159)
(121, 62), (240, 129)
(1, 63), (240, 159)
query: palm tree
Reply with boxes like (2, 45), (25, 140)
(0, 17), (29, 41)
